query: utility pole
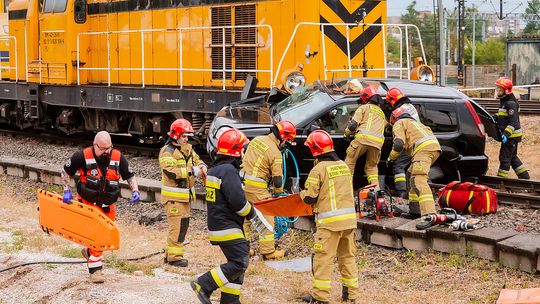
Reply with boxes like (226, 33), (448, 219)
(438, 0), (446, 85)
(457, 0), (465, 86)
(472, 12), (476, 87)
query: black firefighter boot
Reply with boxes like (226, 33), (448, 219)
(300, 295), (329, 304)
(400, 201), (421, 219)
(342, 286), (356, 303)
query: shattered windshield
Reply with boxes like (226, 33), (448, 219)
(275, 84), (334, 126)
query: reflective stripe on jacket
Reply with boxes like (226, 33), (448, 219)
(300, 160), (356, 231)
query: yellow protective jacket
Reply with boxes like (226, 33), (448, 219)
(389, 118), (441, 161)
(159, 142), (205, 203)
(300, 159), (357, 231)
(344, 103), (387, 149)
(240, 133), (283, 201)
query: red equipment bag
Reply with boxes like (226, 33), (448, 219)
(437, 181), (498, 215)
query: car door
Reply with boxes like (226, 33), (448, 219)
(290, 102), (360, 183)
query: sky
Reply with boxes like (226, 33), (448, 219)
(387, 0), (528, 17)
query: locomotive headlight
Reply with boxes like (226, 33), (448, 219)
(283, 71), (306, 94)
(410, 64), (434, 82)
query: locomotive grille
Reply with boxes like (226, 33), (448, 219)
(211, 6), (232, 80)
(211, 4), (256, 82)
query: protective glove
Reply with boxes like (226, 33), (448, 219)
(191, 165), (201, 177)
(62, 189), (73, 204)
(501, 134), (508, 144)
(200, 165), (208, 178)
(129, 191), (140, 203)
(386, 158), (394, 170)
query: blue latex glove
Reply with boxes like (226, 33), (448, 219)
(62, 189), (73, 204)
(129, 191), (140, 203)
(501, 134), (508, 144)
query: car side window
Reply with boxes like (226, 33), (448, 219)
(418, 103), (458, 133)
(313, 103), (359, 134)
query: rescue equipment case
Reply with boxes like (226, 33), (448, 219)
(437, 181), (498, 215)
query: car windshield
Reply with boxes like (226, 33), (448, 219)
(275, 84), (334, 125)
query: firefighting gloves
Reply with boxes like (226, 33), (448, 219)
(501, 134), (508, 144)
(129, 191), (140, 203)
(62, 189), (73, 204)
(249, 206), (274, 234)
(386, 158), (394, 169)
(191, 165), (208, 177)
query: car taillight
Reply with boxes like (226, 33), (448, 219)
(464, 99), (486, 137)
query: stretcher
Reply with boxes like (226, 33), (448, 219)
(254, 193), (313, 217)
(37, 189), (120, 250)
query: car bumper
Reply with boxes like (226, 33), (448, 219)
(456, 155), (489, 178)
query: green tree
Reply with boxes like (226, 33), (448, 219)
(400, 1), (438, 64)
(523, 0), (540, 35)
(464, 38), (505, 65)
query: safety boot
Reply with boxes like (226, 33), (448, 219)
(89, 269), (105, 284)
(262, 249), (286, 260)
(166, 258), (189, 267)
(300, 295), (329, 304)
(191, 280), (212, 304)
(342, 286), (356, 303)
(400, 201), (421, 219)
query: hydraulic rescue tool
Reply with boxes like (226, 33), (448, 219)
(358, 185), (394, 221)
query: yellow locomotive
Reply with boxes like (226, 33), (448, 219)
(0, 0), (398, 142)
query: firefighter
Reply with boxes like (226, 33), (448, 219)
(192, 128), (271, 304)
(494, 77), (530, 179)
(343, 85), (387, 188)
(387, 93), (421, 200)
(300, 130), (358, 304)
(386, 87), (441, 218)
(61, 131), (140, 283)
(159, 119), (207, 267)
(240, 120), (296, 260)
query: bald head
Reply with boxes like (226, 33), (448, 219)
(93, 131), (113, 157)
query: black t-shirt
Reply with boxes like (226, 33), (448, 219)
(63, 148), (135, 180)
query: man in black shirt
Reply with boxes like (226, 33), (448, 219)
(61, 131), (140, 283)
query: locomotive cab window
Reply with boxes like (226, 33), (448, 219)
(43, 0), (67, 13)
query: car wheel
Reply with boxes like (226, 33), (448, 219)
(429, 162), (461, 184)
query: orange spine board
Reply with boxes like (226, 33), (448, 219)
(37, 189), (120, 250)
(254, 193), (313, 217)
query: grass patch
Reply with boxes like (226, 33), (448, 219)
(41, 185), (63, 193)
(104, 254), (138, 274)
(60, 247), (82, 258)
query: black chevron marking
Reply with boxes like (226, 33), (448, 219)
(320, 16), (382, 59)
(322, 0), (380, 27)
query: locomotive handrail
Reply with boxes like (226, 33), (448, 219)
(76, 24), (273, 90)
(273, 22), (426, 85)
(0, 36), (18, 83)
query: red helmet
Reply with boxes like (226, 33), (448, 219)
(168, 119), (194, 140)
(305, 130), (334, 157)
(275, 120), (297, 142)
(360, 86), (378, 104)
(386, 87), (405, 107)
(495, 77), (513, 96)
(217, 129), (249, 157)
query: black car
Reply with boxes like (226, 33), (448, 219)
(206, 79), (498, 190)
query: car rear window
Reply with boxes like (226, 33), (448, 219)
(418, 103), (458, 133)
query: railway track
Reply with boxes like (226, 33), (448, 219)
(431, 175), (540, 209)
(472, 98), (540, 114)
(0, 128), (162, 157)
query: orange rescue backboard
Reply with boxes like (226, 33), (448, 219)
(37, 189), (120, 250)
(254, 193), (313, 217)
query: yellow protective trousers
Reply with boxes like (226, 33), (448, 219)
(164, 200), (190, 262)
(312, 228), (359, 302)
(344, 138), (381, 187)
(408, 150), (440, 215)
